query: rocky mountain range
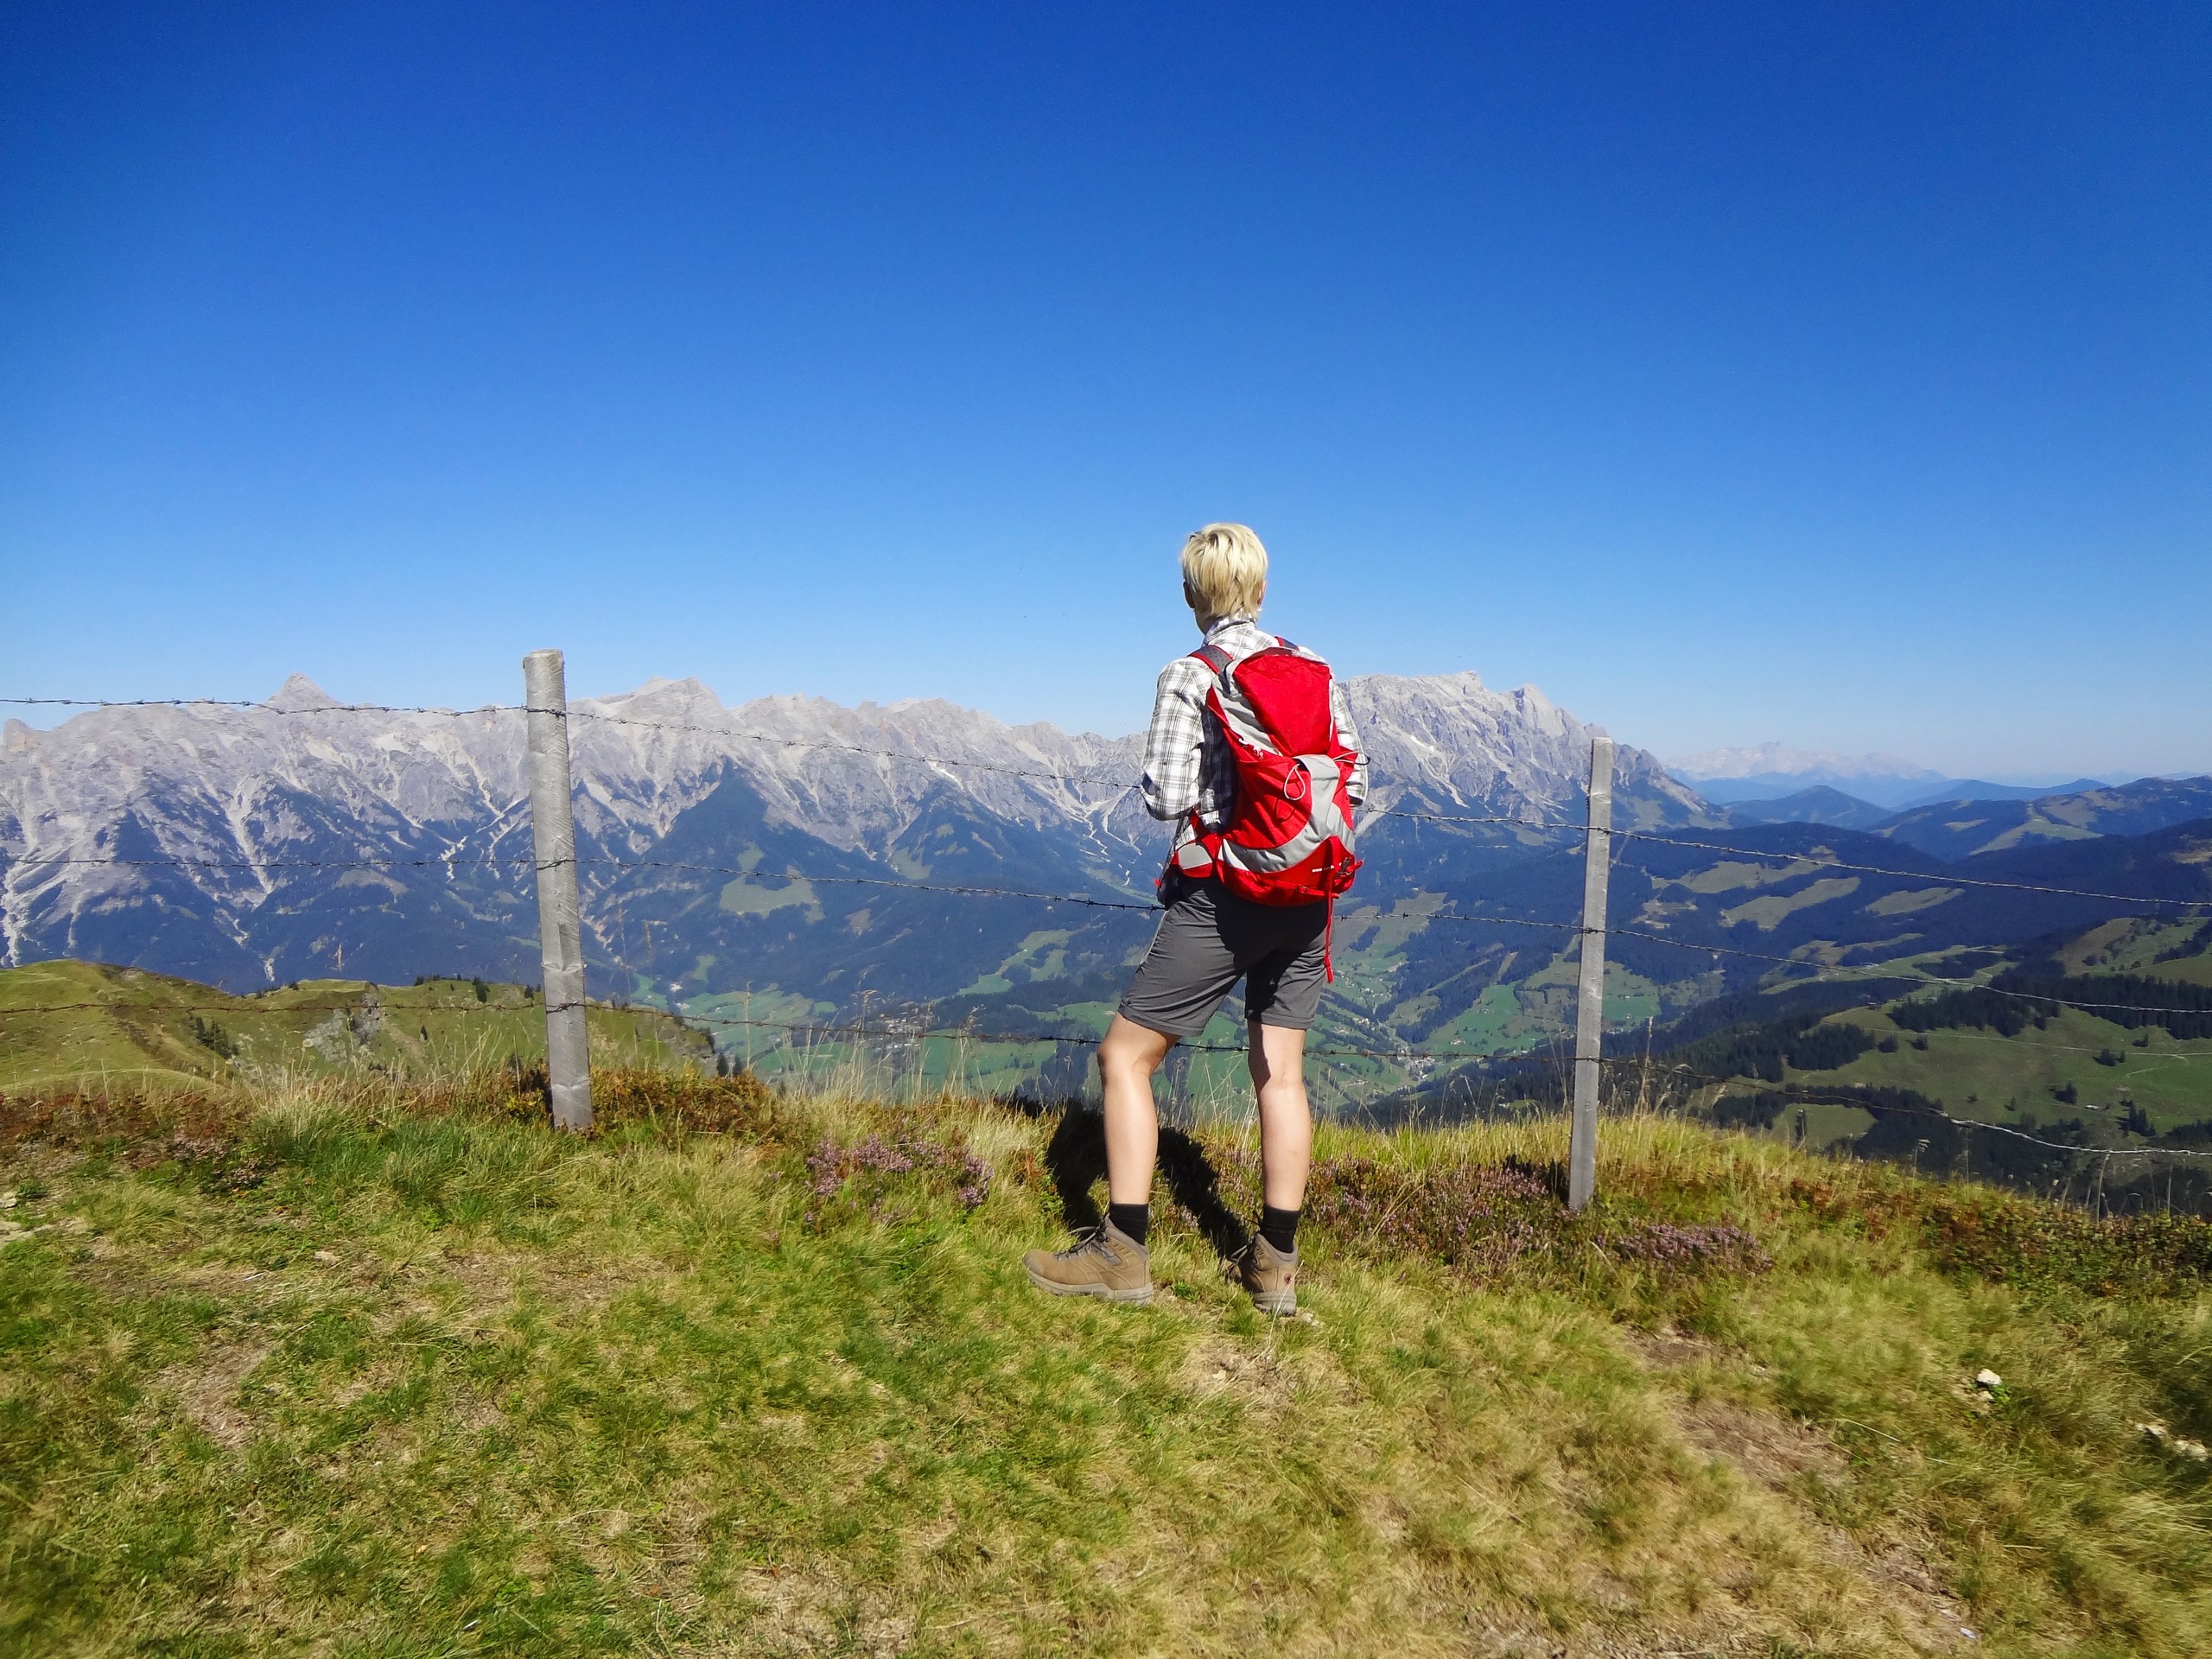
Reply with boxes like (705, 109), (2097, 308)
(0, 668), (1706, 1001)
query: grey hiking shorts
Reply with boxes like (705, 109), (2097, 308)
(1117, 878), (1330, 1039)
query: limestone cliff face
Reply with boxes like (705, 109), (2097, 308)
(1345, 671), (1710, 831)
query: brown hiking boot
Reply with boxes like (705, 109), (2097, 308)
(1024, 1221), (1153, 1306)
(1240, 1235), (1298, 1317)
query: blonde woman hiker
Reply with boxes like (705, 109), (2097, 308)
(1025, 524), (1367, 1315)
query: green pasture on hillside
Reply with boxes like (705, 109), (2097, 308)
(1688, 1005), (2212, 1138)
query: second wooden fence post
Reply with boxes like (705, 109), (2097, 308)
(524, 648), (594, 1132)
(1567, 734), (1615, 1211)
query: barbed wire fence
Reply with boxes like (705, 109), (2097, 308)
(6, 664), (2212, 1214)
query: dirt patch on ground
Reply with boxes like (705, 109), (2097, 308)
(730, 1566), (914, 1657)
(1179, 1334), (1299, 1413)
(155, 1338), (272, 1449)
(1621, 1335), (1976, 1654)
(1677, 1395), (1847, 1491)
(1808, 1531), (1980, 1653)
(1388, 1608), (1827, 1658)
(1623, 1324), (1716, 1372)
(1612, 1324), (1975, 1651)
(1691, 1416), (1975, 1651)
(378, 1241), (680, 1329)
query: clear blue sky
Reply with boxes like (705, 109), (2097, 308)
(3, 2), (2206, 778)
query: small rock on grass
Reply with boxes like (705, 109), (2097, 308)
(2136, 1421), (2209, 1459)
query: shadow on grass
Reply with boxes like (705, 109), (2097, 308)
(1039, 1105), (1251, 1262)
(1510, 1153), (1569, 1205)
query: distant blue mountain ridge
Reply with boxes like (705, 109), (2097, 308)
(1712, 775), (2212, 861)
(1899, 777), (2114, 809)
(1687, 772), (2120, 810)
(1716, 786), (1896, 831)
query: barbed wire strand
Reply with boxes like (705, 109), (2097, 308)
(3, 692), (1594, 823)
(4, 693), (1147, 791)
(4, 851), (1611, 936)
(1645, 1058), (2212, 1161)
(0, 696), (517, 715)
(8, 821), (1571, 880)
(3, 861), (2195, 1022)
(1428, 912), (1582, 936)
(0, 993), (1553, 1068)
(1, 879), (2190, 1023)
(22, 804), (2193, 912)
(659, 1007), (1535, 1065)
(1371, 808), (1584, 830)
(32, 984), (2198, 1159)
(1610, 827), (2210, 915)
(1893, 1026), (2207, 1065)
(557, 707), (1141, 788)
(0, 690), (1570, 831)
(1607, 925), (2212, 1020)
(1, 852), (1163, 912)
(4, 696), (1138, 791)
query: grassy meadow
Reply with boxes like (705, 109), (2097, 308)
(3, 1052), (2211, 1656)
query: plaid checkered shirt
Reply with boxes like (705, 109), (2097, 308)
(1138, 616), (1368, 859)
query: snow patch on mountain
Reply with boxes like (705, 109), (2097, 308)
(1672, 742), (1942, 783)
(1354, 672), (1707, 828)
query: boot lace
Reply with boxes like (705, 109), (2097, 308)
(1054, 1224), (1121, 1263)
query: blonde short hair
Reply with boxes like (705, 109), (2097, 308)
(1179, 523), (1268, 623)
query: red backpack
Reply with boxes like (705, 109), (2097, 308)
(1165, 639), (1363, 920)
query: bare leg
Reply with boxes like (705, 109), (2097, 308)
(1098, 1014), (1174, 1206)
(1249, 1021), (1312, 1211)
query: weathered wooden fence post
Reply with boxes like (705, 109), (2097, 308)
(1567, 734), (1615, 1210)
(524, 648), (593, 1131)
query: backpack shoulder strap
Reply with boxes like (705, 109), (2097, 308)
(1189, 643), (1233, 677)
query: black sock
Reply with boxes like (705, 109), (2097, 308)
(1106, 1202), (1149, 1247)
(1260, 1205), (1300, 1255)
